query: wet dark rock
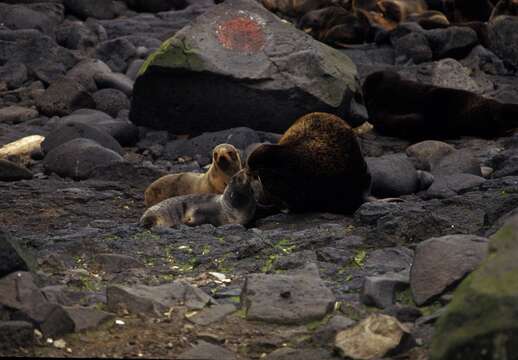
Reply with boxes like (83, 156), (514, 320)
(274, 250), (318, 270)
(0, 63), (28, 90)
(64, 0), (117, 20)
(55, 20), (100, 51)
(42, 121), (123, 155)
(177, 340), (236, 360)
(242, 267), (335, 325)
(0, 229), (32, 278)
(0, 272), (75, 337)
(92, 88), (130, 118)
(0, 159), (33, 181)
(94, 71), (134, 96)
(43, 138), (124, 180)
(66, 59), (112, 93)
(392, 32), (432, 65)
(406, 140), (456, 172)
(426, 26), (478, 60)
(489, 15), (518, 70)
(431, 58), (489, 94)
(124, 0), (189, 13)
(63, 306), (115, 332)
(0, 106), (38, 124)
(126, 59), (145, 81)
(360, 271), (409, 309)
(384, 305), (422, 323)
(366, 154), (422, 197)
(59, 109), (139, 146)
(95, 38), (137, 73)
(461, 45), (508, 76)
(312, 315), (356, 346)
(130, 0), (364, 134)
(136, 130), (170, 151)
(36, 77), (95, 117)
(106, 281), (213, 316)
(0, 29), (78, 84)
(165, 127), (260, 166)
(315, 247), (352, 264)
(0, 321), (34, 350)
(410, 234), (489, 306)
(0, 2), (64, 37)
(432, 150), (481, 176)
(88, 161), (166, 188)
(340, 45), (395, 66)
(187, 304), (237, 326)
(425, 174), (486, 199)
(265, 347), (340, 360)
(489, 147), (518, 178)
(93, 253), (144, 273)
(430, 215), (518, 359)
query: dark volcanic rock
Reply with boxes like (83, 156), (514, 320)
(242, 265), (335, 325)
(366, 154), (422, 197)
(92, 88), (130, 117)
(0, 2), (64, 37)
(63, 0), (117, 20)
(93, 253), (144, 273)
(0, 321), (34, 350)
(0, 229), (32, 278)
(0, 63), (28, 90)
(0, 29), (78, 84)
(94, 72), (134, 96)
(0, 159), (33, 181)
(95, 38), (137, 73)
(392, 32), (432, 65)
(426, 26), (478, 60)
(0, 106), (39, 124)
(410, 234), (489, 306)
(165, 127), (260, 165)
(43, 138), (124, 180)
(63, 306), (114, 332)
(130, 0), (364, 134)
(36, 77), (95, 117)
(425, 174), (486, 199)
(55, 20), (100, 51)
(42, 122), (124, 155)
(430, 216), (518, 360)
(66, 59), (112, 93)
(177, 340), (236, 360)
(124, 0), (189, 13)
(489, 15), (518, 70)
(361, 272), (409, 309)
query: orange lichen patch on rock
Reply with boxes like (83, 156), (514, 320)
(216, 16), (266, 53)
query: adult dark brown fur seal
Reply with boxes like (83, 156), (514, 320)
(490, 0), (518, 20)
(362, 70), (518, 139)
(246, 112), (372, 214)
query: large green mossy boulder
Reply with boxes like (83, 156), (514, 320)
(129, 0), (364, 135)
(430, 215), (518, 360)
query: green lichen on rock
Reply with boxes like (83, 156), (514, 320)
(430, 216), (518, 360)
(138, 35), (205, 76)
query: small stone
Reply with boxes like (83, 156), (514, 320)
(177, 340), (236, 360)
(187, 304), (237, 326)
(360, 272), (409, 309)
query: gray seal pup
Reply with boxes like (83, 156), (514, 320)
(140, 169), (256, 228)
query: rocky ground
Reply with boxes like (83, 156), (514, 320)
(1, 0), (518, 359)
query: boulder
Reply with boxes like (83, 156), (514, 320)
(242, 266), (335, 325)
(0, 321), (34, 350)
(43, 138), (124, 180)
(366, 154), (421, 197)
(63, 0), (117, 20)
(92, 88), (130, 117)
(63, 306), (114, 332)
(425, 26), (478, 60)
(55, 20), (100, 51)
(0, 2), (64, 37)
(66, 59), (112, 93)
(124, 0), (189, 13)
(0, 63), (28, 90)
(430, 215), (518, 359)
(36, 77), (95, 117)
(177, 340), (236, 360)
(489, 15), (518, 70)
(360, 272), (409, 309)
(406, 140), (455, 171)
(130, 0), (364, 134)
(41, 122), (124, 155)
(95, 38), (137, 73)
(425, 174), (486, 199)
(0, 229), (32, 278)
(0, 29), (78, 84)
(0, 106), (38, 124)
(410, 234), (489, 306)
(0, 160), (33, 182)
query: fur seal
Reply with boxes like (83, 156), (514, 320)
(140, 169), (256, 228)
(490, 0), (518, 20)
(144, 144), (242, 207)
(407, 10), (450, 29)
(246, 112), (372, 214)
(362, 70), (518, 139)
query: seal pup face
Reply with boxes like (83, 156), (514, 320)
(213, 144), (242, 177)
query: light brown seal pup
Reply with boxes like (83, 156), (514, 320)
(140, 169), (256, 228)
(246, 112), (372, 214)
(144, 144), (242, 207)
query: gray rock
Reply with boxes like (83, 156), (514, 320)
(64, 0), (117, 20)
(265, 347), (340, 360)
(312, 315), (356, 346)
(431, 58), (485, 94)
(0, 2), (63, 37)
(126, 59), (145, 81)
(426, 26), (478, 60)
(461, 45), (508, 76)
(274, 250), (318, 271)
(95, 38), (136, 73)
(106, 281), (213, 316)
(130, 0), (364, 134)
(242, 269), (336, 325)
(63, 306), (114, 332)
(43, 138), (124, 180)
(360, 272), (409, 309)
(0, 272), (75, 337)
(36, 77), (95, 117)
(124, 0), (189, 13)
(0, 106), (38, 124)
(392, 32), (432, 65)
(410, 234), (489, 306)
(55, 20), (100, 51)
(93, 253), (144, 273)
(406, 140), (455, 172)
(187, 304), (237, 326)
(364, 247), (414, 274)
(42, 122), (123, 155)
(432, 149), (481, 176)
(66, 59), (112, 93)
(0, 321), (34, 350)
(0, 229), (32, 278)
(177, 340), (236, 360)
(92, 88), (130, 117)
(490, 147), (518, 178)
(366, 154), (421, 197)
(165, 127), (260, 166)
(489, 15), (518, 69)
(0, 29), (78, 84)
(0, 63), (28, 90)
(0, 159), (33, 181)
(94, 71), (134, 96)
(425, 174), (486, 199)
